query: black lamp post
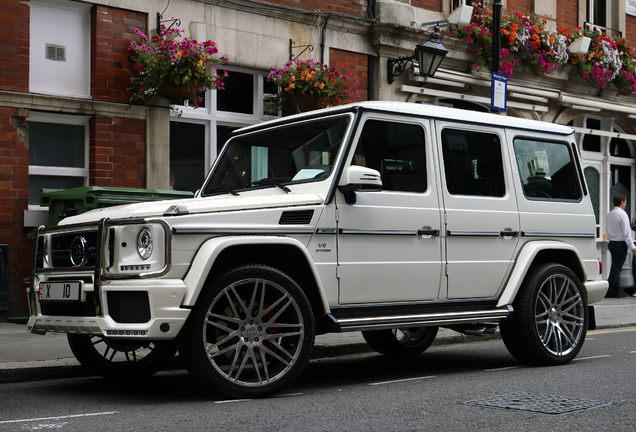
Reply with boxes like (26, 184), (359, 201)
(387, 27), (448, 85)
(492, 0), (502, 74)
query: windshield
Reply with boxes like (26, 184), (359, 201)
(203, 115), (350, 195)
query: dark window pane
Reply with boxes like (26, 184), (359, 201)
(610, 164), (631, 215)
(217, 70), (253, 114)
(610, 136), (631, 158)
(216, 125), (241, 155)
(583, 118), (601, 152)
(29, 175), (84, 206)
(584, 167), (600, 224)
(170, 122), (206, 193)
(29, 122), (85, 168)
(263, 76), (278, 94)
(583, 134), (601, 152)
(514, 138), (581, 201)
(441, 129), (504, 197)
(354, 120), (427, 192)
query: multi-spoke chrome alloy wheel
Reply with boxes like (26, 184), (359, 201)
(501, 263), (588, 365)
(67, 334), (177, 378)
(180, 265), (315, 398)
(534, 272), (585, 357)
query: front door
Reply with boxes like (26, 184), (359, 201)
(436, 122), (520, 299)
(336, 115), (443, 304)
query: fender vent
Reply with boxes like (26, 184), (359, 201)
(279, 210), (314, 225)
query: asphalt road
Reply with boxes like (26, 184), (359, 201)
(1, 327), (635, 432)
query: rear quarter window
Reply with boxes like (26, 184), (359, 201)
(513, 137), (582, 201)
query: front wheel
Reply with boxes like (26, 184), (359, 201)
(178, 264), (315, 398)
(67, 334), (177, 379)
(362, 326), (438, 356)
(500, 263), (588, 366)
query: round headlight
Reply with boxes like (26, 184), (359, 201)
(137, 228), (153, 260)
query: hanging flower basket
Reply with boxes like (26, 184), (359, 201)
(157, 80), (200, 105)
(288, 93), (330, 113)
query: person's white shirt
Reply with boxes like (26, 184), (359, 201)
(606, 206), (636, 251)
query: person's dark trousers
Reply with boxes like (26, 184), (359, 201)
(608, 241), (628, 296)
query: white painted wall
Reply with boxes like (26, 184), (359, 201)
(30, 0), (91, 97)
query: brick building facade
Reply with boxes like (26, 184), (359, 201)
(2, 0), (636, 317)
(0, 0), (148, 317)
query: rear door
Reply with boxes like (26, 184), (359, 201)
(436, 122), (521, 299)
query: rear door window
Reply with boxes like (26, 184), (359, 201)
(441, 129), (505, 197)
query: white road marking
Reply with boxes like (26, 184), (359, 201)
(589, 328), (636, 335)
(369, 376), (435, 386)
(215, 399), (253, 404)
(484, 365), (527, 372)
(0, 412), (117, 425)
(573, 355), (611, 361)
(277, 392), (304, 397)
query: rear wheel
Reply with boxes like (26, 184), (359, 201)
(362, 326), (438, 356)
(67, 334), (177, 378)
(500, 263), (587, 365)
(178, 264), (315, 398)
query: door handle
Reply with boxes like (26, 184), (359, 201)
(500, 231), (520, 237)
(418, 229), (440, 236)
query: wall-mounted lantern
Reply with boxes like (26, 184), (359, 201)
(387, 28), (449, 84)
(386, 5), (472, 85)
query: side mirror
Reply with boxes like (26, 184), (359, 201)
(338, 166), (382, 204)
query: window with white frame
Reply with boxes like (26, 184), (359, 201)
(27, 113), (90, 207)
(571, 115), (634, 239)
(169, 67), (279, 193)
(585, 0), (621, 37)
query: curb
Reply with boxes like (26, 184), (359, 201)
(0, 331), (501, 384)
(2, 323), (635, 385)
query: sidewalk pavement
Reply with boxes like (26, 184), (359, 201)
(1, 297), (635, 384)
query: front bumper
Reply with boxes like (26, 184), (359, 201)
(27, 279), (191, 340)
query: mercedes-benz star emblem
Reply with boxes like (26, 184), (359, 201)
(70, 236), (87, 267)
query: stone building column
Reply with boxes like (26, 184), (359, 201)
(146, 103), (171, 190)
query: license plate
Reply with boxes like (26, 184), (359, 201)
(39, 281), (82, 303)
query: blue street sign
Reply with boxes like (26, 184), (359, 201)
(491, 72), (507, 112)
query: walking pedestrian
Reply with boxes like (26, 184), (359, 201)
(605, 193), (636, 298)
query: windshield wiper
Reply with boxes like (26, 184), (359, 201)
(251, 177), (291, 193)
(206, 184), (240, 196)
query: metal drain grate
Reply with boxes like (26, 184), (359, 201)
(464, 392), (611, 414)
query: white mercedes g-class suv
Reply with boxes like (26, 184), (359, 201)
(27, 101), (607, 398)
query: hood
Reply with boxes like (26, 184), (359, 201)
(58, 192), (325, 226)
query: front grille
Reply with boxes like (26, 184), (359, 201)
(50, 231), (98, 268)
(40, 292), (98, 317)
(107, 291), (151, 323)
(35, 237), (44, 269)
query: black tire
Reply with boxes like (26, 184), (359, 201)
(362, 326), (438, 356)
(500, 263), (588, 366)
(178, 264), (315, 398)
(67, 334), (177, 379)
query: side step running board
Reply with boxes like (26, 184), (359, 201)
(331, 306), (513, 333)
